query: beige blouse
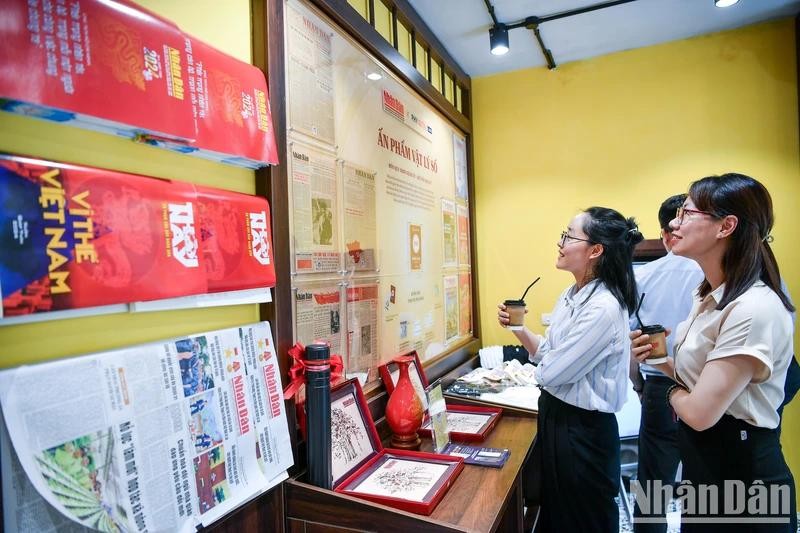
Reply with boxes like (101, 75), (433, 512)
(673, 281), (794, 429)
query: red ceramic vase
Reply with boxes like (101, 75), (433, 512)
(385, 354), (424, 449)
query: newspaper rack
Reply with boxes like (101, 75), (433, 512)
(378, 352), (502, 442)
(330, 379), (464, 515)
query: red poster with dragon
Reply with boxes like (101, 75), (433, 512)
(0, 0), (278, 167)
(186, 38), (279, 166)
(0, 154), (207, 317)
(195, 185), (276, 293)
(0, 0), (195, 141)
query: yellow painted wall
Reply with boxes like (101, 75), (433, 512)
(473, 18), (800, 499)
(0, 0), (259, 366)
(138, 0), (253, 63)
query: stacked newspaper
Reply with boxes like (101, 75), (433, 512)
(0, 321), (293, 532)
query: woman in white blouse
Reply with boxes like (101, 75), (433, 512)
(631, 173), (796, 531)
(498, 206), (643, 532)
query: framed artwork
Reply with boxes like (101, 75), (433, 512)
(330, 379), (382, 486)
(420, 404), (502, 443)
(335, 450), (464, 515)
(330, 379), (465, 515)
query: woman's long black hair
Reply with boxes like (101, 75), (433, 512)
(582, 206), (644, 312)
(689, 173), (794, 312)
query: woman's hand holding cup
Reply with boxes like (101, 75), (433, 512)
(629, 328), (671, 363)
(498, 302), (528, 329)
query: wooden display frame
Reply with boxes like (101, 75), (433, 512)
(336, 449), (464, 516)
(419, 404), (502, 443)
(331, 378), (464, 515)
(331, 377), (383, 484)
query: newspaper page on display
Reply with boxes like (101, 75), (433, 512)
(0, 322), (292, 532)
(236, 324), (292, 481)
(346, 284), (380, 374)
(294, 283), (344, 355)
(443, 275), (459, 345)
(441, 199), (457, 268)
(458, 271), (472, 338)
(457, 203), (471, 267)
(290, 143), (341, 274)
(1, 421), (89, 533)
(285, 2), (336, 145)
(342, 162), (378, 272)
(453, 134), (468, 202)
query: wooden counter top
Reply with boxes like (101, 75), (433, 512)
(285, 414), (537, 532)
(427, 415), (536, 531)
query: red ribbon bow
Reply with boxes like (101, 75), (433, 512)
(282, 342), (344, 400)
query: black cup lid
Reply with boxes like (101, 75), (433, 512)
(504, 299), (525, 306)
(305, 343), (330, 360)
(640, 324), (665, 334)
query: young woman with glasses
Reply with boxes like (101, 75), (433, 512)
(498, 207), (643, 532)
(631, 173), (796, 531)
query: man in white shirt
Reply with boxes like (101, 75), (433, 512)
(630, 194), (704, 532)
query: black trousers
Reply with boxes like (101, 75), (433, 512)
(533, 390), (621, 533)
(634, 375), (681, 533)
(678, 415), (797, 532)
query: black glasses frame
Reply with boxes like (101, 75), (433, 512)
(675, 206), (717, 225)
(559, 231), (594, 247)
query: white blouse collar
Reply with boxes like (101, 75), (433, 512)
(565, 279), (601, 308)
(706, 280), (766, 305)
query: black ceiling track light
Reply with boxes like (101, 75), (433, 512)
(484, 0), (641, 70)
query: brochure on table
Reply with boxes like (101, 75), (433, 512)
(440, 443), (510, 468)
(425, 381), (449, 453)
(0, 322), (293, 532)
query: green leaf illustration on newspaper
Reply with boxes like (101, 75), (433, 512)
(36, 430), (129, 533)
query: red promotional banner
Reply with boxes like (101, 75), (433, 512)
(0, 0), (279, 168)
(195, 186), (276, 293)
(0, 154), (207, 316)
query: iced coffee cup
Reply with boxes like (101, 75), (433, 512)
(641, 324), (667, 364)
(504, 299), (526, 331)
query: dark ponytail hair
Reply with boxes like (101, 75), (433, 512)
(582, 206), (643, 312)
(689, 173), (794, 312)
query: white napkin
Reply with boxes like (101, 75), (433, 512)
(478, 345), (504, 369)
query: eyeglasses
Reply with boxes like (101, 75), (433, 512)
(675, 206), (716, 226)
(559, 231), (594, 247)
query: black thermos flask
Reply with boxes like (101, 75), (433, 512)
(305, 343), (332, 489)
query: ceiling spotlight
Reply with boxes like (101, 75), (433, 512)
(489, 24), (509, 56)
(366, 71), (382, 80)
(714, 0), (739, 7)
